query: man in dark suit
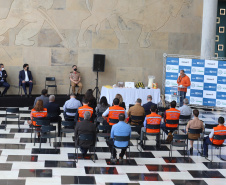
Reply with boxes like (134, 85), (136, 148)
(0, 64), (10, 97)
(45, 95), (62, 137)
(34, 89), (49, 107)
(19, 64), (33, 97)
(74, 111), (96, 157)
(142, 95), (156, 115)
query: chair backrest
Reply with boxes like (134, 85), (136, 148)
(41, 125), (56, 132)
(130, 115), (145, 121)
(6, 108), (19, 113)
(61, 121), (75, 127)
(46, 77), (55, 81)
(205, 123), (218, 129)
(173, 134), (188, 140)
(65, 108), (77, 113)
(36, 120), (51, 126)
(131, 125), (142, 132)
(79, 134), (94, 141)
(98, 125), (112, 131)
(33, 117), (48, 121)
(146, 124), (161, 130)
(166, 119), (179, 125)
(179, 115), (191, 120)
(213, 135), (226, 140)
(188, 128), (203, 134)
(97, 112), (103, 117)
(114, 135), (130, 142)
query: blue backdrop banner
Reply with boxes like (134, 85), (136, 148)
(165, 58), (226, 107)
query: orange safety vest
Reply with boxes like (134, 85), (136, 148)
(78, 105), (93, 121)
(146, 112), (162, 133)
(165, 108), (180, 128)
(31, 108), (47, 126)
(210, 125), (226, 145)
(108, 105), (125, 125)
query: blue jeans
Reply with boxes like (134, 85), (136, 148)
(179, 91), (186, 107)
(0, 82), (10, 95)
(203, 136), (212, 156)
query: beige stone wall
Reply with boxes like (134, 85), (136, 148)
(0, 0), (203, 95)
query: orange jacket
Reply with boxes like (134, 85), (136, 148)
(165, 108), (180, 128)
(108, 105), (125, 125)
(78, 105), (93, 121)
(146, 112), (162, 133)
(210, 125), (226, 145)
(177, 75), (191, 92)
(31, 108), (47, 126)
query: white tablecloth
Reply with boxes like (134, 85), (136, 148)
(100, 86), (161, 107)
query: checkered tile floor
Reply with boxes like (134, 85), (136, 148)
(0, 107), (226, 185)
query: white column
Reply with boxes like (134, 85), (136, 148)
(201, 0), (218, 59)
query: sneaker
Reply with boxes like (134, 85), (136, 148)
(110, 157), (117, 163)
(166, 133), (173, 143)
(190, 147), (193, 155)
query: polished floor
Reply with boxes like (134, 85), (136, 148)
(0, 107), (226, 185)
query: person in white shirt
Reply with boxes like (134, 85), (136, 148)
(19, 64), (33, 97)
(63, 94), (82, 120)
(178, 98), (192, 116)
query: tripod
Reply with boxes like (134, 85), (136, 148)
(93, 71), (100, 102)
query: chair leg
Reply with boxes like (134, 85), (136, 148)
(129, 146), (131, 164)
(49, 138), (51, 146)
(39, 136), (42, 152)
(5, 117), (7, 131)
(211, 145), (213, 163)
(93, 146), (96, 163)
(34, 131), (36, 146)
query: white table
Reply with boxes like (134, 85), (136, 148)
(100, 86), (161, 107)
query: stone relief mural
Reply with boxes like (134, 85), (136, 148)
(78, 0), (192, 48)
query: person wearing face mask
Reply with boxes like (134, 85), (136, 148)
(19, 64), (33, 97)
(69, 65), (82, 95)
(0, 63), (10, 97)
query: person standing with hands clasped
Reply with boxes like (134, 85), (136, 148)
(177, 70), (191, 107)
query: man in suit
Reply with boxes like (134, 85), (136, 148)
(74, 111), (96, 157)
(19, 64), (33, 97)
(45, 95), (62, 137)
(0, 64), (10, 97)
(34, 89), (49, 107)
(142, 95), (156, 115)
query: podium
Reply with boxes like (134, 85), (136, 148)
(170, 86), (181, 106)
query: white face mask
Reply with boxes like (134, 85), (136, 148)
(1, 68), (4, 71)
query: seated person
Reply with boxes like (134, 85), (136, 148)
(63, 94), (82, 120)
(127, 98), (145, 126)
(139, 105), (161, 147)
(114, 94), (126, 109)
(157, 94), (170, 108)
(203, 117), (226, 157)
(74, 111), (96, 157)
(34, 89), (49, 108)
(103, 98), (127, 126)
(28, 100), (48, 136)
(69, 65), (82, 95)
(76, 98), (93, 122)
(161, 100), (180, 142)
(143, 95), (156, 115)
(0, 63), (10, 97)
(186, 109), (204, 154)
(107, 113), (131, 163)
(178, 98), (192, 116)
(96, 96), (110, 124)
(85, 89), (97, 114)
(45, 95), (62, 137)
(19, 64), (33, 97)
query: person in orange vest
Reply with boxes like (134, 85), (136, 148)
(76, 98), (93, 122)
(161, 100), (180, 142)
(139, 104), (161, 147)
(102, 98), (127, 125)
(28, 99), (47, 126)
(203, 117), (226, 157)
(177, 69), (191, 107)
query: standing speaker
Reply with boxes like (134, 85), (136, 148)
(93, 54), (105, 72)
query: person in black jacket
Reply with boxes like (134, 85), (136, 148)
(45, 95), (62, 137)
(0, 64), (10, 97)
(142, 95), (156, 115)
(74, 111), (96, 157)
(19, 63), (33, 97)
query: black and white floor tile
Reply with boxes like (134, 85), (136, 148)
(0, 107), (226, 185)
